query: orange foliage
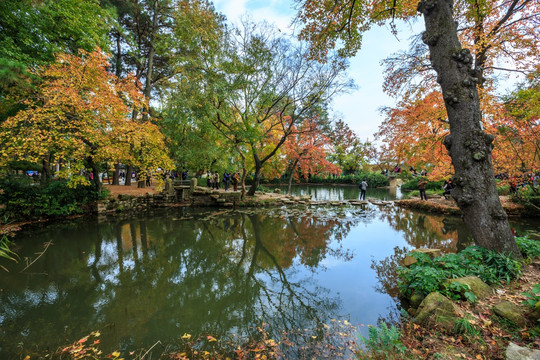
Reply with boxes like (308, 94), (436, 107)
(283, 117), (342, 180)
(376, 91), (453, 179)
(0, 49), (172, 180)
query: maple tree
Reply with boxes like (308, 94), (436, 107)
(283, 117), (342, 194)
(376, 91), (453, 179)
(491, 68), (540, 175)
(0, 49), (172, 190)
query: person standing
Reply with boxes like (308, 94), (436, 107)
(214, 172), (220, 189)
(360, 179), (368, 200)
(233, 172), (239, 191)
(223, 171), (230, 191)
(418, 177), (428, 201)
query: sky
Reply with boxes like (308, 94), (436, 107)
(212, 0), (424, 142)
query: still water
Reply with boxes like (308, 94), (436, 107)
(1, 186), (538, 357)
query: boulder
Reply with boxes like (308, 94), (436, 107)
(402, 248), (441, 267)
(274, 188), (281, 194)
(506, 342), (540, 360)
(414, 292), (463, 331)
(410, 291), (424, 308)
(444, 276), (493, 300)
(493, 301), (525, 327)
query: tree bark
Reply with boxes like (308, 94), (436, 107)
(86, 155), (102, 192)
(40, 153), (51, 185)
(125, 165), (133, 186)
(247, 163), (262, 196)
(112, 163), (120, 185)
(418, 0), (521, 257)
(287, 158), (300, 195)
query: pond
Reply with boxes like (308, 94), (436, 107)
(1, 186), (538, 358)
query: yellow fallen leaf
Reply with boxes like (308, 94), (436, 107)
(112, 351), (121, 357)
(181, 333), (191, 340)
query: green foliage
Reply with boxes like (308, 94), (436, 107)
(358, 321), (408, 359)
(510, 186), (540, 215)
(0, 177), (108, 220)
(398, 246), (522, 301)
(516, 236), (540, 258)
(522, 283), (540, 308)
(454, 314), (482, 338)
(0, 235), (18, 271)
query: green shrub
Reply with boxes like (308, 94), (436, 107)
(522, 284), (540, 312)
(0, 177), (108, 220)
(517, 236), (540, 258)
(0, 235), (18, 271)
(398, 246), (522, 301)
(358, 321), (408, 359)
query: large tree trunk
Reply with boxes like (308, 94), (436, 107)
(112, 163), (120, 185)
(125, 165), (133, 186)
(247, 166), (261, 196)
(287, 158), (300, 195)
(418, 0), (521, 257)
(40, 153), (51, 185)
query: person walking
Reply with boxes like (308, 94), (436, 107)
(360, 179), (368, 200)
(418, 177), (428, 201)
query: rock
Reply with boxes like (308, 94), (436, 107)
(190, 178), (197, 191)
(414, 292), (463, 331)
(403, 248), (442, 267)
(414, 248), (442, 258)
(444, 276), (493, 300)
(506, 342), (540, 360)
(274, 188), (281, 194)
(402, 255), (418, 267)
(493, 301), (525, 327)
(410, 291), (424, 308)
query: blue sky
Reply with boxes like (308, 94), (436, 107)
(212, 0), (424, 142)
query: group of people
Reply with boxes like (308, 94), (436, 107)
(206, 171), (240, 191)
(379, 165), (428, 177)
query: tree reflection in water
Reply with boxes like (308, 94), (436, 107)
(0, 206), (364, 357)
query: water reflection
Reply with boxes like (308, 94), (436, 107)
(0, 207), (364, 356)
(1, 192), (539, 357)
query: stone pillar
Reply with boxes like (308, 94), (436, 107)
(165, 178), (174, 196)
(190, 177), (197, 191)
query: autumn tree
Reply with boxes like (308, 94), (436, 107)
(283, 117), (342, 194)
(377, 0), (538, 178)
(166, 16), (353, 196)
(295, 0), (535, 256)
(376, 91), (453, 178)
(0, 49), (172, 190)
(491, 68), (540, 176)
(326, 119), (371, 174)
